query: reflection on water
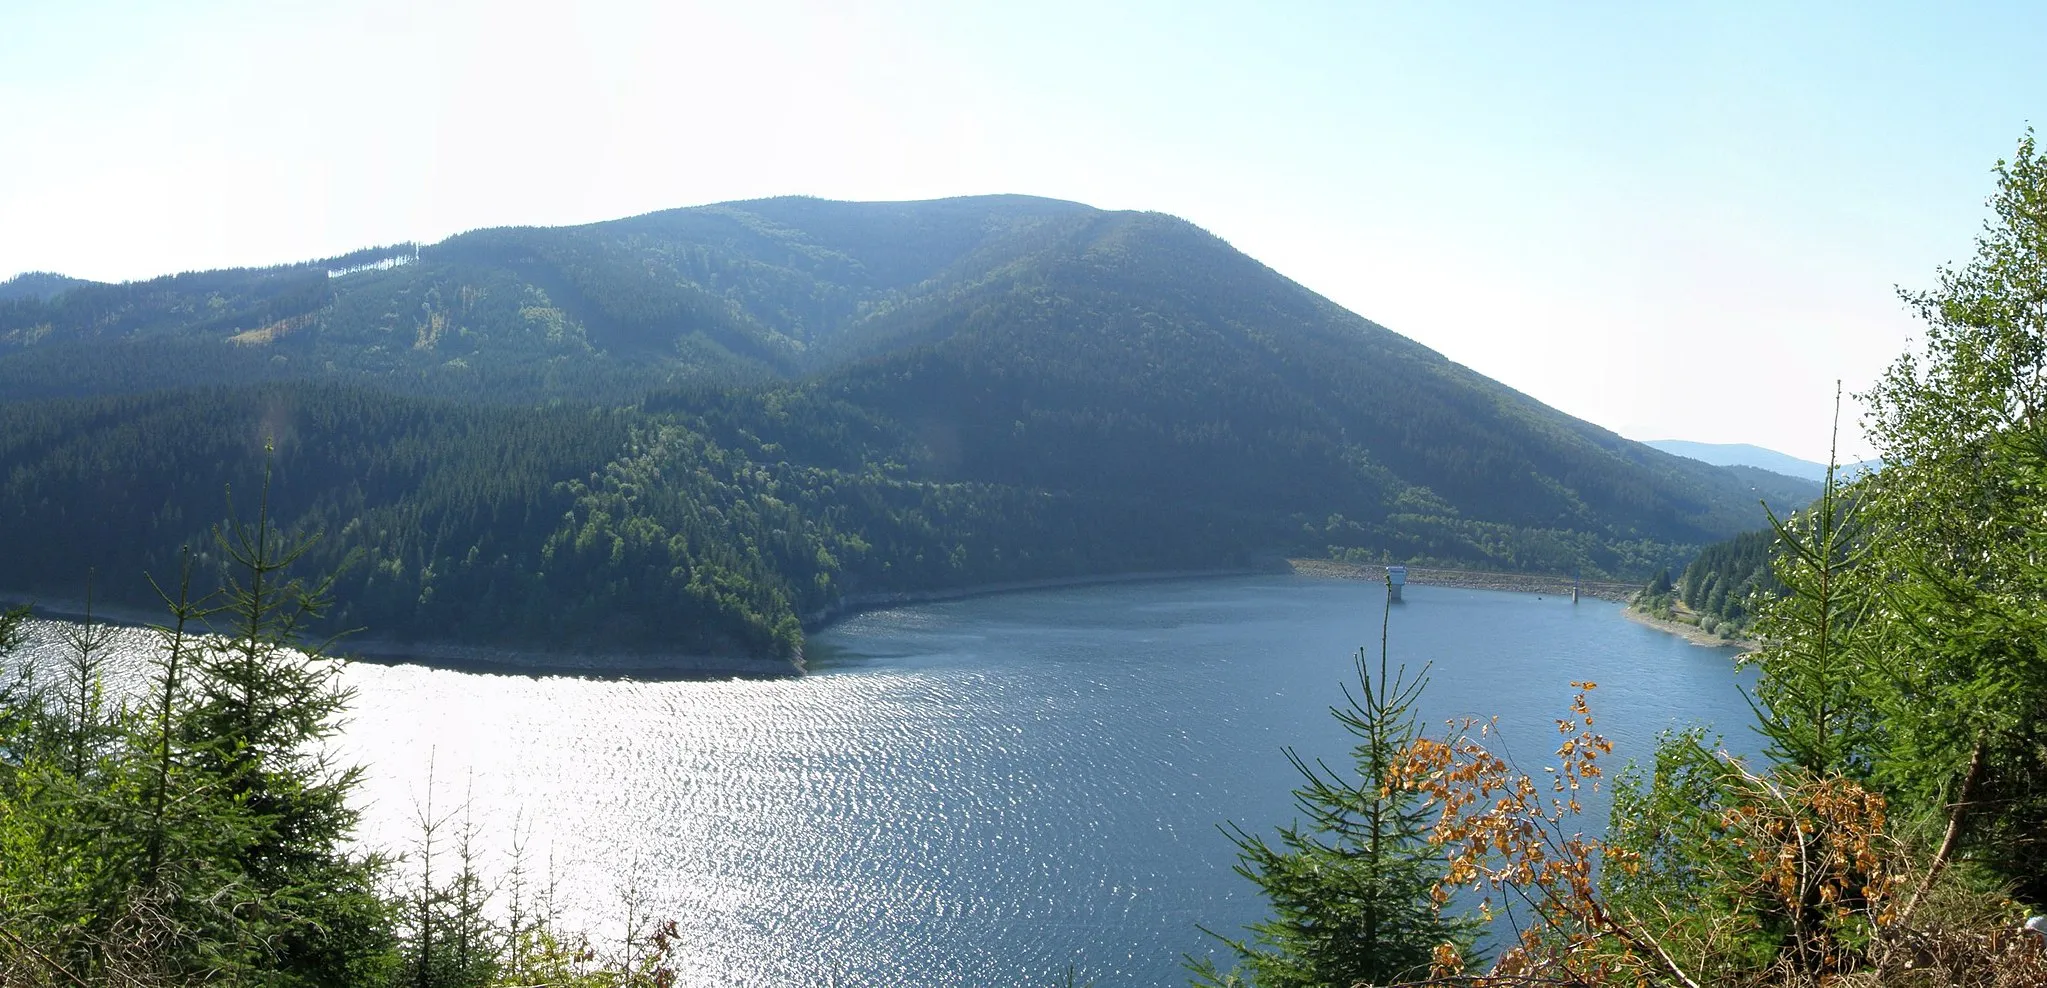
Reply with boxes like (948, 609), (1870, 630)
(13, 576), (1755, 987)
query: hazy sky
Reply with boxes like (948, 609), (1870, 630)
(4, 1), (2041, 462)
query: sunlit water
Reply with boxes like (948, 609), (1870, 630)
(11, 576), (1756, 986)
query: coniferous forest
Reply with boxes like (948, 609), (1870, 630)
(0, 196), (1814, 662)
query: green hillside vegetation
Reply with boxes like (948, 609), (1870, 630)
(1633, 526), (1786, 639)
(0, 496), (685, 986)
(0, 196), (1816, 661)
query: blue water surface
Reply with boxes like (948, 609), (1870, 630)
(23, 575), (1757, 987)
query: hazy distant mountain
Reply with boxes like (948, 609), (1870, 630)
(1644, 440), (1823, 479)
(0, 196), (1818, 660)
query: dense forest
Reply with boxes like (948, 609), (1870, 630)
(1632, 526), (1785, 637)
(0, 196), (1816, 661)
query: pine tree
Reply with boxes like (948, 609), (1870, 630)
(395, 764), (505, 988)
(1743, 394), (1879, 776)
(57, 576), (116, 780)
(180, 467), (396, 984)
(1192, 575), (1473, 987)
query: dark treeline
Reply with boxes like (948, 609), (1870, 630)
(1633, 526), (1787, 637)
(0, 383), (1267, 658)
(1676, 526), (1783, 630)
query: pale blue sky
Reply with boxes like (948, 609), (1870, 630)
(4, 1), (2042, 462)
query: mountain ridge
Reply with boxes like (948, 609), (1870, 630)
(0, 195), (1821, 665)
(1644, 439), (1877, 484)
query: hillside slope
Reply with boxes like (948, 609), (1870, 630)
(0, 197), (1815, 662)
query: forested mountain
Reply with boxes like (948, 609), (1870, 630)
(0, 196), (1816, 661)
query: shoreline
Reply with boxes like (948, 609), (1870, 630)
(9, 562), (1742, 677)
(6, 566), (1284, 681)
(0, 588), (169, 630)
(1, 587), (804, 681)
(802, 565), (1283, 627)
(1618, 604), (1755, 653)
(342, 639), (802, 680)
(1285, 559), (1639, 602)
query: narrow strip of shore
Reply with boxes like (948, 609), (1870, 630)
(7, 567), (1282, 681)
(2, 587), (803, 681)
(341, 640), (802, 680)
(802, 566), (1280, 627)
(1286, 559), (1757, 651)
(1618, 605), (1756, 653)
(12, 563), (1748, 676)
(1286, 559), (1638, 602)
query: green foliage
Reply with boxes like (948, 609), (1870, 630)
(0, 492), (696, 986)
(1676, 527), (1783, 634)
(187, 472), (395, 984)
(0, 481), (395, 985)
(1743, 418), (1880, 776)
(1205, 134), (2047, 983)
(1591, 131), (2047, 983)
(1853, 130), (2047, 899)
(1193, 580), (1474, 987)
(392, 774), (506, 988)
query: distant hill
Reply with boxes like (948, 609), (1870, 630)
(0, 271), (92, 302)
(1644, 440), (1827, 480)
(0, 196), (1821, 662)
(1644, 439), (1876, 484)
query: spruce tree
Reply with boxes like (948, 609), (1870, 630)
(180, 468), (396, 985)
(1193, 575), (1473, 987)
(1744, 396), (1879, 776)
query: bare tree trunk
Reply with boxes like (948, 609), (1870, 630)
(1900, 734), (1989, 926)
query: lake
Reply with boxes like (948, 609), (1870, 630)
(11, 575), (1756, 986)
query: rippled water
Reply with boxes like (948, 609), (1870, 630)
(13, 576), (1756, 986)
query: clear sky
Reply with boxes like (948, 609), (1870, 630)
(4, 1), (2042, 463)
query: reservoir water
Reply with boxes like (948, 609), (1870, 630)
(12, 575), (1756, 986)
